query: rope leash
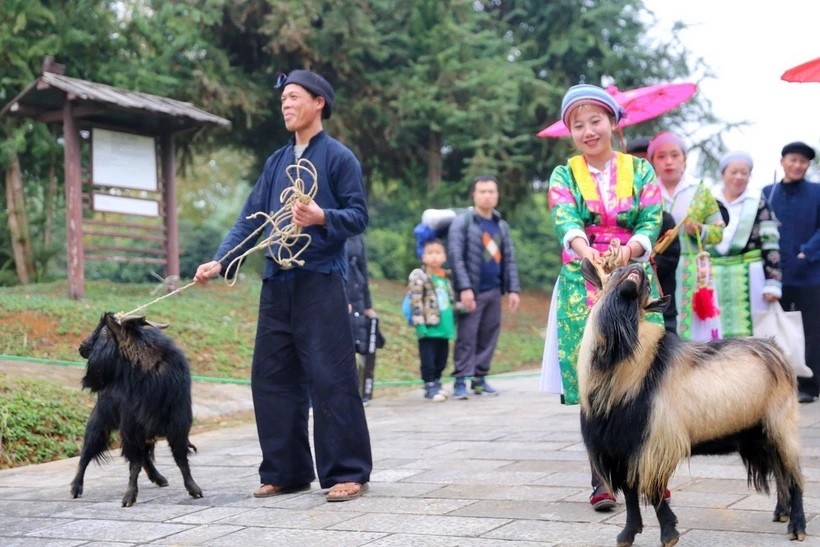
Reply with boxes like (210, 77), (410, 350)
(117, 159), (319, 322)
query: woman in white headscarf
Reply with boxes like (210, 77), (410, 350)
(710, 151), (781, 338)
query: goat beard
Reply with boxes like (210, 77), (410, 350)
(590, 283), (642, 371)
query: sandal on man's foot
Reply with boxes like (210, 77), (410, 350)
(325, 482), (368, 502)
(253, 483), (311, 498)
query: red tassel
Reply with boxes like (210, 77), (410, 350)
(692, 286), (719, 320)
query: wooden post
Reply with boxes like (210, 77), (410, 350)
(161, 131), (179, 290)
(63, 100), (84, 299)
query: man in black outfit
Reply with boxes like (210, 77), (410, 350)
(194, 69), (372, 502)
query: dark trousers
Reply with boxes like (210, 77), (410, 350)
(783, 284), (820, 397)
(453, 287), (502, 379)
(418, 337), (449, 383)
(251, 270), (372, 488)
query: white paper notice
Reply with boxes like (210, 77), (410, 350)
(92, 128), (157, 191)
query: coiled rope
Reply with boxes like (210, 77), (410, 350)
(117, 158), (318, 321)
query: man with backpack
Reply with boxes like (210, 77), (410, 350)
(447, 175), (521, 399)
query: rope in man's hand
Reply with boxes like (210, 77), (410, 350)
(117, 159), (319, 322)
(223, 159), (319, 283)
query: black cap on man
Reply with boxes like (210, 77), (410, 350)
(781, 141), (816, 161)
(283, 70), (335, 119)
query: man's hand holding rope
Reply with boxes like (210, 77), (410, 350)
(193, 198), (325, 286)
(194, 261), (222, 285)
(292, 199), (325, 227)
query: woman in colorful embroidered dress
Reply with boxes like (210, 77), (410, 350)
(647, 131), (725, 341)
(539, 84), (662, 405)
(710, 151), (781, 337)
(538, 83), (662, 511)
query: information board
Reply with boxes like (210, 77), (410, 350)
(92, 128), (157, 191)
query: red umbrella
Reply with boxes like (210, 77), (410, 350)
(781, 57), (820, 83)
(537, 82), (698, 138)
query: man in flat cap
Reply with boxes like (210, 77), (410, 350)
(762, 141), (820, 403)
(195, 69), (372, 500)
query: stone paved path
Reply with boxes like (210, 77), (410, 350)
(1, 365), (819, 546)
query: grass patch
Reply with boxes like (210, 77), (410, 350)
(0, 375), (96, 469)
(0, 277), (548, 468)
(0, 277), (548, 383)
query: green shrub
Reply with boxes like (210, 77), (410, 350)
(0, 376), (95, 468)
(364, 227), (416, 281)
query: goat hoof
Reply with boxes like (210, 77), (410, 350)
(121, 491), (137, 507)
(660, 529), (680, 547)
(773, 502), (791, 522)
(70, 485), (82, 498)
(788, 521), (807, 541)
(185, 479), (203, 498)
(616, 528), (640, 546)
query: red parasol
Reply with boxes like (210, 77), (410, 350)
(537, 82), (698, 138)
(781, 57), (820, 83)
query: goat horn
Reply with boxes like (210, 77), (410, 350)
(114, 313), (169, 329)
(113, 312), (142, 325)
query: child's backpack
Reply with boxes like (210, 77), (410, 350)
(401, 291), (413, 326)
(412, 207), (471, 258)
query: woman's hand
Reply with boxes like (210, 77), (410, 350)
(580, 246), (602, 264)
(684, 220), (702, 237)
(570, 237), (601, 264)
(615, 244), (633, 267)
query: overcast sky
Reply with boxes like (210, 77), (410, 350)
(641, 0), (819, 189)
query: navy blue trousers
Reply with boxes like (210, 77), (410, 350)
(418, 337), (449, 383)
(251, 270), (372, 488)
(784, 284), (820, 397)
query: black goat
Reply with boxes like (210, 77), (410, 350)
(71, 313), (203, 507)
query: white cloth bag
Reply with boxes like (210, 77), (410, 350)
(753, 302), (811, 378)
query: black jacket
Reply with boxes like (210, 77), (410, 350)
(654, 211), (680, 332)
(346, 234), (372, 314)
(447, 208), (521, 295)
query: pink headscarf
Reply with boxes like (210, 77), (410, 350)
(647, 131), (687, 161)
